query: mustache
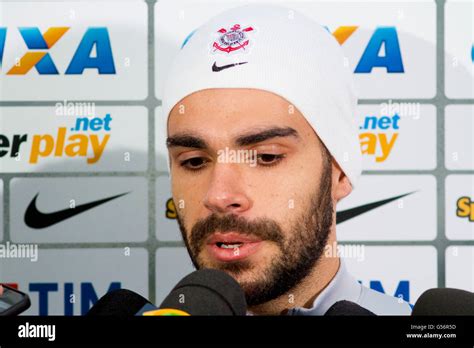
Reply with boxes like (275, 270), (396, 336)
(189, 213), (284, 256)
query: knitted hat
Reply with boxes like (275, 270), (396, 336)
(162, 4), (361, 187)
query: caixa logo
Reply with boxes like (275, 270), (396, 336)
(0, 27), (116, 75)
(9, 281), (121, 315)
(331, 26), (405, 74)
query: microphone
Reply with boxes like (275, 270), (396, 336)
(86, 288), (151, 318)
(412, 288), (474, 316)
(324, 300), (376, 316)
(87, 269), (247, 316)
(140, 269), (247, 316)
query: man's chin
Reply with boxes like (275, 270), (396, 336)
(196, 256), (267, 283)
(198, 257), (253, 275)
(195, 253), (291, 307)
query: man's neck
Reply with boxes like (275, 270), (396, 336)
(247, 256), (340, 315)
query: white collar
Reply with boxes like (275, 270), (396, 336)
(286, 258), (362, 316)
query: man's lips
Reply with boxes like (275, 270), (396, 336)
(206, 232), (261, 245)
(205, 232), (263, 262)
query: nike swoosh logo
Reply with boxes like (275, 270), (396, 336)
(212, 61), (248, 72)
(336, 191), (415, 224)
(24, 192), (130, 229)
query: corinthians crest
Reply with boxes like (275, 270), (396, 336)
(211, 24), (255, 54)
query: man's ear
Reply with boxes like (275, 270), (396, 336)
(332, 161), (352, 203)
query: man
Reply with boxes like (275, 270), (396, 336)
(162, 4), (411, 315)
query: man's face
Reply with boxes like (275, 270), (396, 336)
(167, 89), (335, 306)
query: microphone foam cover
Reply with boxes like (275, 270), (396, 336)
(159, 269), (247, 316)
(324, 300), (376, 316)
(86, 289), (150, 317)
(412, 288), (474, 316)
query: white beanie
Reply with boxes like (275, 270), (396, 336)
(162, 3), (362, 187)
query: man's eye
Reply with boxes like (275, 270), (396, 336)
(180, 157), (208, 170)
(256, 154), (285, 166)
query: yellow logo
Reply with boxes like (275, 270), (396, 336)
(456, 197), (474, 222)
(166, 198), (177, 219)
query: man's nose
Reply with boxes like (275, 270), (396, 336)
(203, 164), (252, 214)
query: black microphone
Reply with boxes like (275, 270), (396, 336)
(141, 269), (247, 316)
(324, 300), (376, 316)
(86, 289), (151, 318)
(87, 269), (247, 316)
(412, 288), (474, 316)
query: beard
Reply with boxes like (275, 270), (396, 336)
(175, 155), (334, 307)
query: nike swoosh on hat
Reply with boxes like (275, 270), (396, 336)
(212, 61), (248, 72)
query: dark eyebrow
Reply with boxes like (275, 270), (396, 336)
(166, 134), (208, 149)
(235, 127), (300, 146)
(166, 127), (299, 150)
